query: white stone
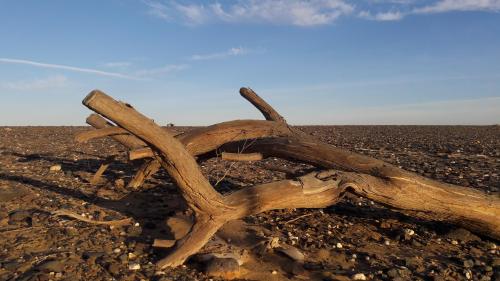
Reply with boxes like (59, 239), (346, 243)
(336, 243), (343, 249)
(49, 164), (62, 172)
(128, 263), (141, 270)
(404, 229), (415, 236)
(352, 273), (367, 280)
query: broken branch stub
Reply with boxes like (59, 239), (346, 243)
(86, 113), (146, 149)
(239, 87), (286, 123)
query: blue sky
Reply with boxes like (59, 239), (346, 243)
(0, 0), (499, 125)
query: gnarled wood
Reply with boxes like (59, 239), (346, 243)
(90, 156), (114, 185)
(76, 127), (129, 143)
(77, 124), (182, 144)
(127, 159), (161, 189)
(222, 137), (500, 239)
(86, 113), (146, 149)
(83, 90), (229, 215)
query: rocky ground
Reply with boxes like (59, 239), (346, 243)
(0, 125), (499, 281)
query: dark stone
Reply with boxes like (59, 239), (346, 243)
(82, 251), (104, 264)
(387, 269), (400, 278)
(204, 257), (240, 279)
(445, 228), (481, 243)
(463, 259), (474, 268)
(107, 263), (120, 276)
(8, 210), (32, 225)
(2, 261), (21, 271)
(0, 185), (31, 202)
(37, 259), (65, 272)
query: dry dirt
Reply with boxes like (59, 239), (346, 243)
(0, 125), (499, 281)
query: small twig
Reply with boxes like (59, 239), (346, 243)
(52, 210), (133, 226)
(284, 213), (314, 225)
(214, 134), (258, 187)
(0, 226), (45, 234)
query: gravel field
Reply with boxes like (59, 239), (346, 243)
(0, 125), (499, 281)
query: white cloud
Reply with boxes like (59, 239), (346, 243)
(1, 75), (68, 91)
(144, 0), (354, 26)
(414, 0), (500, 14)
(190, 47), (249, 61)
(0, 58), (137, 79)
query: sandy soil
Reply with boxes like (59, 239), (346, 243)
(0, 125), (499, 281)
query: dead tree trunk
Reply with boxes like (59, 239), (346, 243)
(79, 88), (500, 270)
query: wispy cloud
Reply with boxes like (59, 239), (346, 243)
(0, 58), (189, 80)
(144, 0), (354, 26)
(211, 0), (354, 26)
(0, 58), (137, 79)
(0, 75), (68, 91)
(190, 47), (249, 61)
(143, 0), (170, 20)
(174, 2), (208, 24)
(361, 0), (500, 21)
(143, 0), (500, 24)
(414, 0), (500, 14)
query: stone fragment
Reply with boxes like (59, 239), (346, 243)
(204, 257), (240, 280)
(276, 244), (305, 262)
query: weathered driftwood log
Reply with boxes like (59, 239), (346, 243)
(80, 89), (500, 270)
